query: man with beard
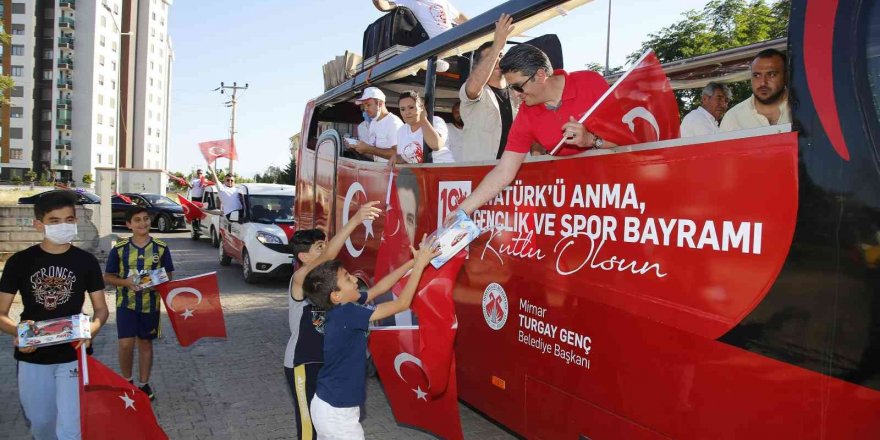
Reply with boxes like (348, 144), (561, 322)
(721, 49), (791, 131)
(445, 101), (464, 161)
(680, 82), (731, 137)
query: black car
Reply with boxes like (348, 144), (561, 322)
(18, 189), (101, 205)
(111, 193), (186, 232)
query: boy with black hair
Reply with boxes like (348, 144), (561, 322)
(285, 201), (382, 440)
(305, 236), (439, 440)
(103, 206), (175, 401)
(0, 190), (110, 439)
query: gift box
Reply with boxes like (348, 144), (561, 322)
(129, 267), (169, 290)
(17, 314), (91, 348)
(428, 209), (482, 269)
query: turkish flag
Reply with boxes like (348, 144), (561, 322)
(586, 50), (680, 146)
(374, 172), (412, 283)
(177, 193), (206, 223)
(114, 192), (133, 205)
(198, 138), (237, 163)
(368, 328), (463, 440)
(155, 272), (227, 347)
(551, 50), (679, 155)
(77, 349), (168, 439)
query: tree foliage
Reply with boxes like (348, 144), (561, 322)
(627, 0), (790, 113)
(254, 155), (296, 185)
(0, 27), (12, 106)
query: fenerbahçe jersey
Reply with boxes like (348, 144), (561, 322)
(106, 237), (175, 313)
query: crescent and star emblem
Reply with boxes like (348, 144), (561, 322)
(342, 182), (374, 257)
(393, 352), (429, 401)
(621, 106), (661, 141)
(165, 287), (203, 320)
(208, 145), (228, 156)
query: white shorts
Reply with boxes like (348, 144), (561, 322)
(310, 394), (364, 440)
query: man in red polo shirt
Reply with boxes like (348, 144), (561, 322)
(456, 29), (615, 217)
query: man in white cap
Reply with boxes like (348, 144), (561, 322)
(352, 87), (404, 163)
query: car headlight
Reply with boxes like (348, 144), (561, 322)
(256, 231), (283, 244)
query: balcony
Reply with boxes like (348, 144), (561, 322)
(57, 139), (72, 149)
(58, 79), (73, 91)
(57, 98), (72, 109)
(54, 158), (73, 169)
(58, 57), (73, 70)
(58, 17), (75, 29)
(60, 0), (75, 10)
(58, 36), (75, 50)
(57, 118), (71, 130)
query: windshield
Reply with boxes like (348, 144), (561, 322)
(248, 195), (295, 223)
(143, 194), (179, 206)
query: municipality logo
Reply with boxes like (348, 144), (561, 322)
(482, 283), (508, 331)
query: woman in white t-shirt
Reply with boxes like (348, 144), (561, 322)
(395, 90), (455, 164)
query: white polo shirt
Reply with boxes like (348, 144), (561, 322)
(216, 184), (242, 215)
(720, 95), (791, 132)
(680, 106), (721, 138)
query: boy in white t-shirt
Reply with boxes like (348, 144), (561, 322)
(372, 0), (467, 38)
(351, 87), (404, 163)
(395, 90), (455, 164)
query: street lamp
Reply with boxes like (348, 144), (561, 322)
(102, 3), (134, 192)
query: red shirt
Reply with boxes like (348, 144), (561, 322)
(505, 69), (609, 156)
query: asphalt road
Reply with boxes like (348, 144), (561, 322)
(0, 228), (515, 439)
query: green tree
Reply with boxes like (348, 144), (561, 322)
(0, 27), (12, 105)
(25, 170), (37, 184)
(628, 0), (790, 113)
(281, 155), (296, 185)
(81, 173), (94, 185)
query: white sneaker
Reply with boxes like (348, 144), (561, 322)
(436, 59), (450, 73)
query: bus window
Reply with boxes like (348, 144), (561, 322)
(867, 0), (880, 129)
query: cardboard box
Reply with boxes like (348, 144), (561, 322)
(18, 314), (91, 348)
(428, 209), (482, 269)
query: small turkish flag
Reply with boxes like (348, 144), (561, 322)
(585, 49), (680, 146)
(177, 193), (206, 223)
(78, 349), (169, 439)
(198, 138), (237, 163)
(368, 328), (463, 440)
(155, 272), (227, 347)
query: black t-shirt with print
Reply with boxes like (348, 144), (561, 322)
(0, 245), (104, 364)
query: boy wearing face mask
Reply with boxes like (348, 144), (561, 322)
(103, 206), (175, 402)
(0, 190), (110, 440)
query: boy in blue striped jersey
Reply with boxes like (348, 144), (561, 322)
(103, 206), (175, 401)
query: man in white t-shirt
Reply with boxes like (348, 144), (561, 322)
(357, 104), (372, 141)
(208, 165), (242, 217)
(372, 0), (467, 39)
(445, 101), (464, 161)
(680, 82), (731, 138)
(352, 87), (404, 163)
(395, 90), (454, 164)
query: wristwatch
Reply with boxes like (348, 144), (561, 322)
(593, 136), (604, 149)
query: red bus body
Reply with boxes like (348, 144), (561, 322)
(296, 0), (880, 437)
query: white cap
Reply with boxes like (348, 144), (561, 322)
(355, 87), (386, 104)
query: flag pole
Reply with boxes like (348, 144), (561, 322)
(80, 343), (89, 386)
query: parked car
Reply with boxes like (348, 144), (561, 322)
(218, 183), (296, 283)
(111, 193), (186, 232)
(189, 185), (223, 247)
(18, 189), (101, 205)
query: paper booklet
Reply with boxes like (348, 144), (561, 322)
(128, 267), (170, 290)
(427, 209), (482, 269)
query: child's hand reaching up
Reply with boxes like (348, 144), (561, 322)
(353, 201), (382, 225)
(411, 234), (441, 269)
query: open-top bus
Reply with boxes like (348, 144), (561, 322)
(295, 0), (880, 437)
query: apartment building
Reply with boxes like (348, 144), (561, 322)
(0, 0), (173, 183)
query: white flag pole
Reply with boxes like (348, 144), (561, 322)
(80, 343), (90, 386)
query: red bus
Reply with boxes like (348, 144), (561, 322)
(296, 0), (880, 437)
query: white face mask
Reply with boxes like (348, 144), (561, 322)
(44, 223), (78, 245)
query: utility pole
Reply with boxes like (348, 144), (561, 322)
(604, 0), (612, 76)
(216, 82), (248, 176)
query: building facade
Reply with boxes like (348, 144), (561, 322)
(1, 0), (173, 183)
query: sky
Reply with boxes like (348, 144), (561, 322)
(167, 0), (714, 177)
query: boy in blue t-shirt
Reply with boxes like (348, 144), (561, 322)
(304, 236), (438, 440)
(103, 206), (174, 401)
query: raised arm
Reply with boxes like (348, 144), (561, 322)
(366, 259), (415, 302)
(420, 114), (444, 152)
(465, 14), (514, 100)
(316, 201), (381, 267)
(372, 0), (396, 12)
(369, 237), (439, 322)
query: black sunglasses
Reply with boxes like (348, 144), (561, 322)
(508, 72), (537, 93)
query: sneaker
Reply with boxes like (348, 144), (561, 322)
(139, 383), (155, 401)
(436, 59), (450, 73)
